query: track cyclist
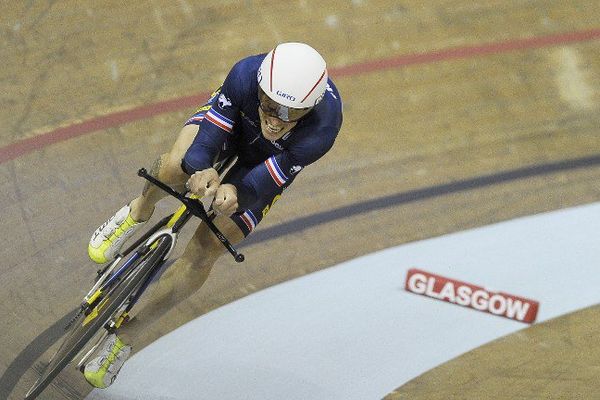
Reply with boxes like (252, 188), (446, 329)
(83, 42), (343, 389)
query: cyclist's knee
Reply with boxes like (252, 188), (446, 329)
(162, 125), (199, 182)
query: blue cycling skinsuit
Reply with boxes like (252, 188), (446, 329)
(181, 54), (343, 236)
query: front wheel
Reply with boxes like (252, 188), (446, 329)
(24, 236), (173, 400)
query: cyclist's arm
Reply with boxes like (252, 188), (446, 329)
(182, 62), (245, 174)
(235, 134), (336, 206)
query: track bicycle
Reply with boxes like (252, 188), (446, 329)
(24, 157), (244, 400)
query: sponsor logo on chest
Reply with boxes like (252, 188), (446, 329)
(240, 111), (258, 128)
(271, 140), (284, 150)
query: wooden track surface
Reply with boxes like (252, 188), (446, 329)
(385, 305), (600, 399)
(1, 1), (599, 399)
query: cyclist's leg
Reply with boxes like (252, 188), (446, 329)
(129, 123), (199, 221)
(88, 123), (202, 264)
(117, 215), (245, 348)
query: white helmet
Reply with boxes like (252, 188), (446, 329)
(258, 42), (328, 122)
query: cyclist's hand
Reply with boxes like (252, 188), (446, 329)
(213, 184), (238, 216)
(186, 168), (220, 197)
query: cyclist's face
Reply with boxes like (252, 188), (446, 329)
(258, 87), (313, 122)
(258, 107), (297, 141)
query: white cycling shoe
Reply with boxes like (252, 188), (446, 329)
(83, 333), (131, 389)
(88, 204), (146, 264)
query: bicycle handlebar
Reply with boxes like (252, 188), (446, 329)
(137, 168), (245, 263)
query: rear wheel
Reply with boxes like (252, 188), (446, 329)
(24, 236), (173, 400)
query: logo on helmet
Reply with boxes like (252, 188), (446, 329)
(276, 90), (296, 102)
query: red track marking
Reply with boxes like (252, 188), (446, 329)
(0, 93), (210, 164)
(331, 28), (600, 77)
(1, 28), (599, 165)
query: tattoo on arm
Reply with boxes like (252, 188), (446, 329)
(142, 156), (163, 196)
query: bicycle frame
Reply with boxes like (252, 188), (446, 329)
(83, 191), (230, 323)
(26, 158), (244, 400)
(77, 201), (214, 369)
(84, 155), (243, 311)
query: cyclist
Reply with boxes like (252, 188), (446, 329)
(84, 42), (343, 388)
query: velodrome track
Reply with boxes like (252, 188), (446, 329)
(1, 2), (599, 399)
